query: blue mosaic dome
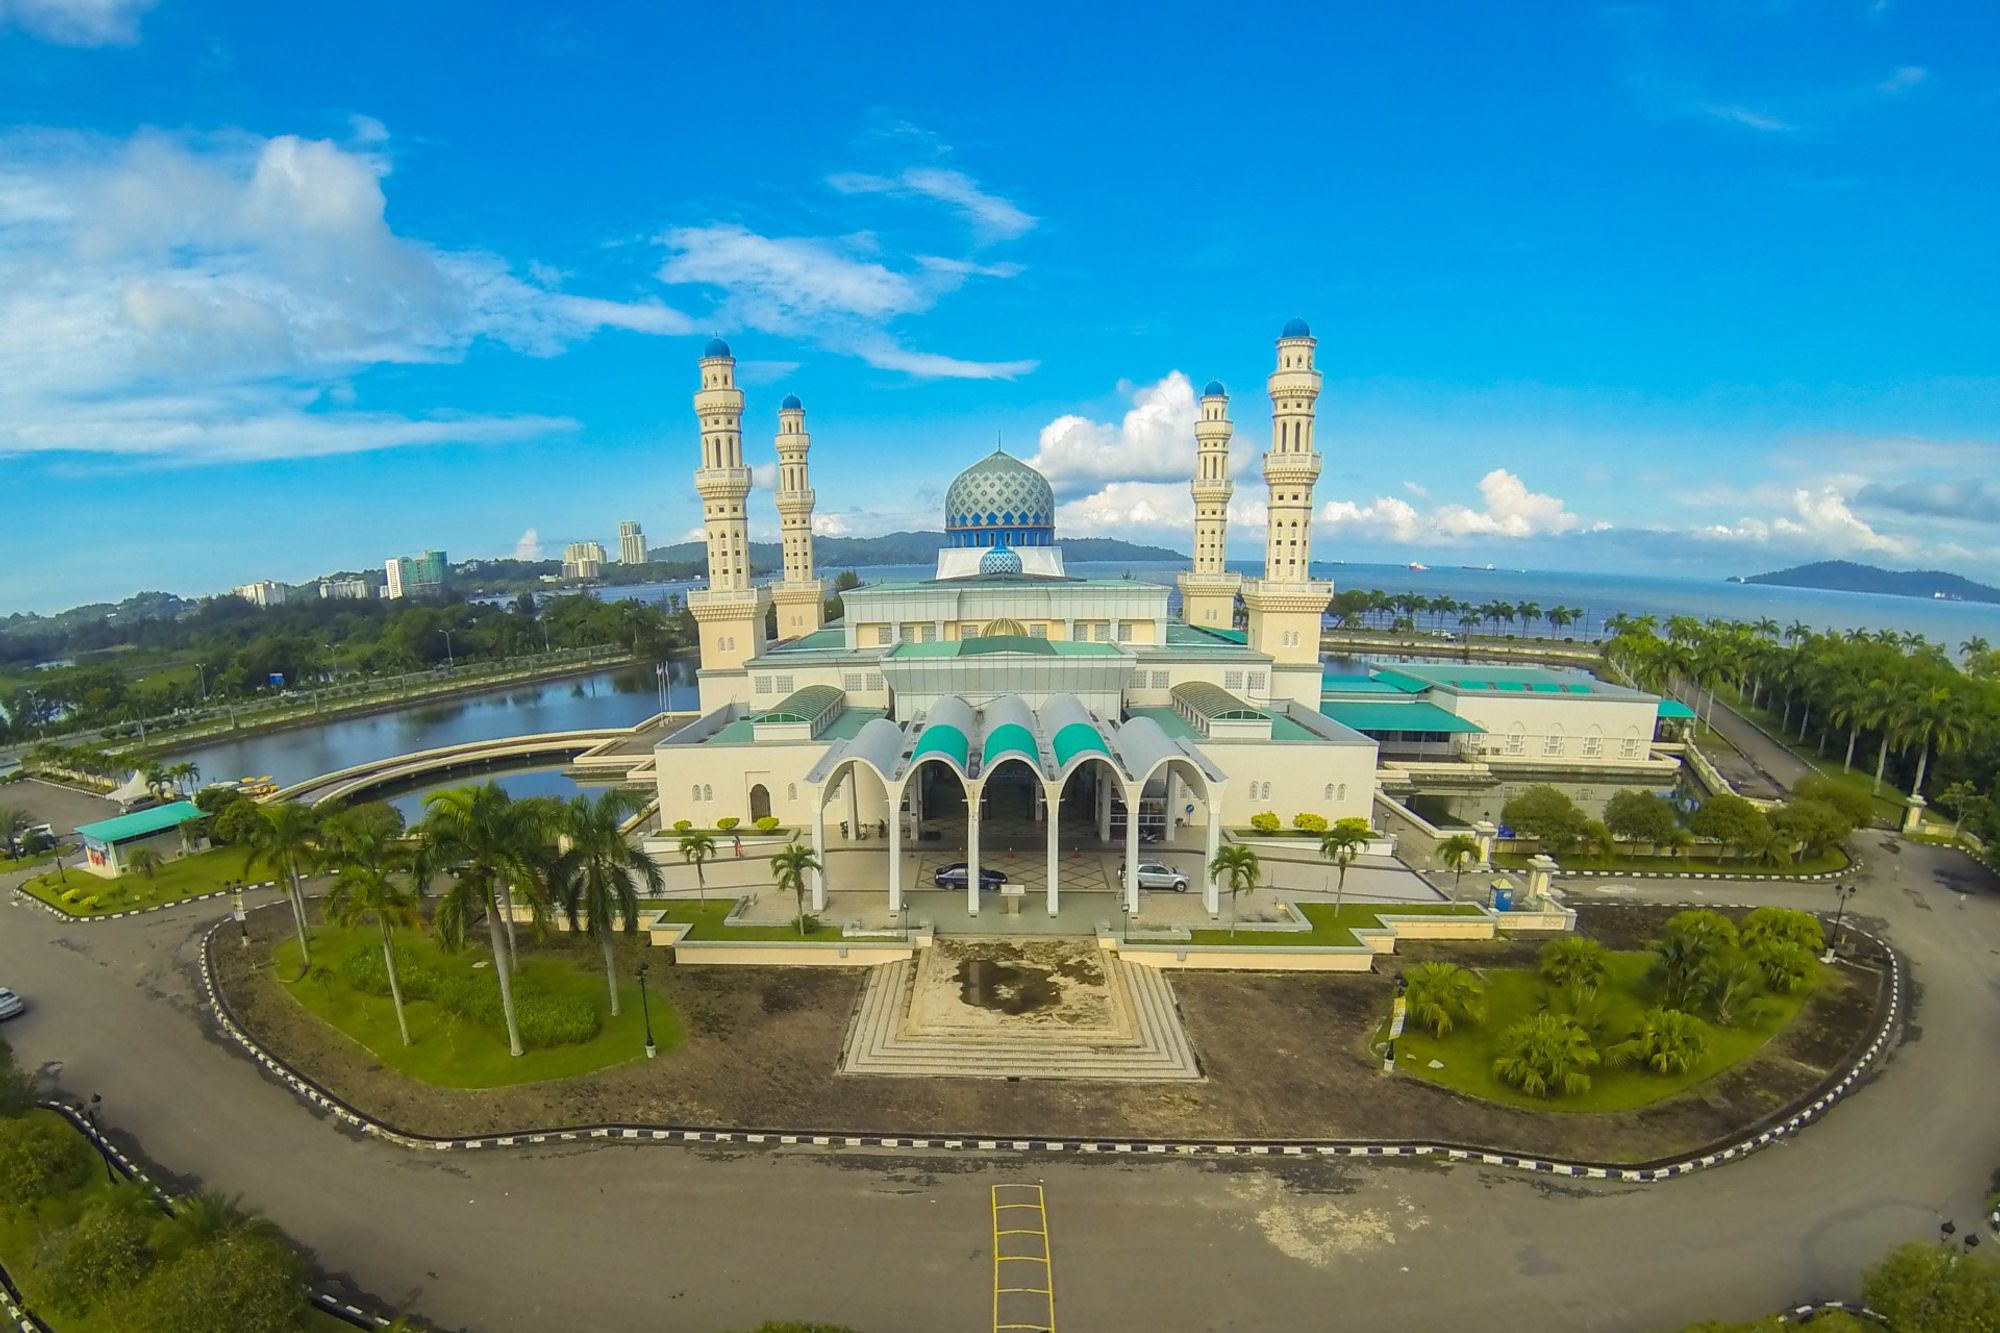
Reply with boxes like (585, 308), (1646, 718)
(1202, 379), (1227, 397)
(1280, 317), (1312, 339)
(945, 449), (1056, 550)
(703, 336), (732, 358)
(980, 542), (1024, 575)
(779, 393), (803, 410)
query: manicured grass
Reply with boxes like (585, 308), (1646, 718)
(1186, 901), (1484, 947)
(1393, 950), (1823, 1113)
(0, 843), (69, 874)
(654, 899), (848, 941)
(21, 844), (275, 915)
(1495, 846), (1852, 877)
(274, 924), (678, 1088)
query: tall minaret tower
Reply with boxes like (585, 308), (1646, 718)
(1240, 319), (1334, 704)
(689, 337), (770, 708)
(769, 393), (825, 638)
(1176, 379), (1241, 629)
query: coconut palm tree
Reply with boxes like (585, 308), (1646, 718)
(1432, 833), (1481, 901)
(678, 829), (718, 903)
(142, 762), (175, 799)
(1899, 683), (1971, 797)
(166, 760), (201, 796)
(1402, 961), (1484, 1037)
(238, 799), (322, 963)
(769, 842), (822, 937)
(1317, 818), (1370, 912)
(1610, 1007), (1708, 1075)
(552, 790), (663, 1013)
(415, 783), (555, 1059)
(320, 805), (422, 1046)
(1207, 843), (1261, 937)
(163, 1191), (281, 1251)
(1492, 1012), (1599, 1098)
(1538, 935), (1610, 1000)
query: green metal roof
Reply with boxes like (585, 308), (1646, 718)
(1170, 681), (1263, 720)
(1164, 623), (1249, 647)
(1051, 720), (1110, 768)
(911, 722), (970, 769)
(1374, 662), (1605, 695)
(1656, 699), (1698, 719)
(755, 684), (844, 725)
(887, 638), (1123, 660)
(1321, 674), (1412, 695)
(960, 635), (1055, 656)
(773, 628), (846, 652)
(980, 721), (1038, 771)
(1318, 700), (1487, 735)
(77, 800), (201, 844)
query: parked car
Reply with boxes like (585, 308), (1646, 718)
(932, 862), (1006, 890)
(0, 988), (24, 1021)
(1126, 861), (1190, 892)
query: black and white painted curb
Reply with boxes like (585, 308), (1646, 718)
(10, 879), (276, 924)
(1778, 1300), (1883, 1325)
(1551, 858), (1861, 884)
(198, 909), (1905, 1185)
(31, 1100), (387, 1330)
(0, 1256), (52, 1333)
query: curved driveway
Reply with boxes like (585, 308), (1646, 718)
(2, 834), (1995, 1333)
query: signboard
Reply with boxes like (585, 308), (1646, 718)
(267, 672), (286, 687)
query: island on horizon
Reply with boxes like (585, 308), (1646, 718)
(1733, 558), (2000, 605)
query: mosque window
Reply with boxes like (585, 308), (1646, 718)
(1116, 623), (1132, 643)
(1030, 624), (1047, 638)
(843, 673), (863, 692)
(866, 673), (884, 691)
(1338, 783), (1348, 801)
(1583, 729), (1604, 758)
(774, 675), (794, 694)
(1151, 671), (1169, 688)
(754, 676), (771, 694)
(921, 624), (939, 642)
(1323, 783), (1334, 800)
(1543, 731), (1564, 757)
(1091, 623), (1109, 642)
(787, 784), (798, 801)
(1506, 727), (1526, 756)
(876, 626), (893, 646)
(1248, 672), (1266, 691)
(692, 785), (701, 802)
(703, 785), (713, 801)
(1224, 670), (1244, 690)
(1621, 729), (1643, 758)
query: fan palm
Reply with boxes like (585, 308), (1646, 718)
(1207, 843), (1261, 937)
(1492, 1012), (1599, 1098)
(1317, 819), (1370, 912)
(553, 790), (663, 1013)
(238, 799), (322, 963)
(163, 1191), (281, 1253)
(320, 803), (422, 1046)
(678, 829), (718, 903)
(166, 760), (200, 795)
(1432, 833), (1480, 901)
(125, 846), (165, 880)
(769, 842), (823, 937)
(1538, 935), (1609, 1000)
(1610, 1007), (1708, 1075)
(1402, 961), (1484, 1037)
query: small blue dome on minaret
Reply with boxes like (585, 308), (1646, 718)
(1280, 317), (1312, 339)
(980, 542), (1024, 575)
(779, 393), (803, 410)
(1202, 379), (1227, 397)
(703, 337), (732, 358)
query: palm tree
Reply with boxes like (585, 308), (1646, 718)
(769, 842), (823, 937)
(1207, 843), (1261, 937)
(320, 803), (422, 1046)
(1900, 683), (1971, 797)
(1317, 819), (1370, 912)
(163, 1191), (281, 1251)
(1962, 635), (1991, 658)
(415, 784), (555, 1059)
(142, 762), (175, 799)
(553, 790), (664, 1012)
(166, 760), (200, 796)
(678, 829), (718, 903)
(125, 846), (165, 880)
(1492, 1013), (1599, 1098)
(1938, 780), (1980, 839)
(239, 799), (322, 964)
(1610, 1007), (1708, 1075)
(1402, 961), (1484, 1037)
(1538, 935), (1609, 1000)
(1432, 833), (1481, 901)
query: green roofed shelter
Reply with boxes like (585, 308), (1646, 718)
(1318, 700), (1486, 735)
(1170, 681), (1265, 721)
(912, 721), (971, 770)
(981, 721), (1039, 772)
(756, 684), (845, 726)
(1051, 720), (1111, 769)
(75, 799), (204, 879)
(1656, 699), (1698, 720)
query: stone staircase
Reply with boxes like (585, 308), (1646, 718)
(839, 948), (1203, 1081)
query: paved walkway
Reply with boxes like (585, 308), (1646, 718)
(1, 840), (1995, 1331)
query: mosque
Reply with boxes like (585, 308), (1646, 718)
(656, 322), (1676, 919)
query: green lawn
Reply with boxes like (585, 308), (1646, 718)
(653, 899), (849, 941)
(21, 844), (275, 915)
(0, 1111), (351, 1332)
(275, 924), (678, 1088)
(1495, 847), (1852, 877)
(1186, 901), (1484, 947)
(0, 843), (70, 874)
(1393, 950), (1823, 1113)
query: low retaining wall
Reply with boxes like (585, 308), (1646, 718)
(11, 879), (277, 924)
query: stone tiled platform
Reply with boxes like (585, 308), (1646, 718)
(839, 938), (1202, 1081)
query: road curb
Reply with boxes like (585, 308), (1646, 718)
(198, 906), (1905, 1184)
(1548, 859), (1861, 883)
(10, 881), (276, 924)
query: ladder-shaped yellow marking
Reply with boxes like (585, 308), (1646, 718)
(991, 1183), (1055, 1333)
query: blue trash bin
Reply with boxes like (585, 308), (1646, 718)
(1492, 887), (1514, 913)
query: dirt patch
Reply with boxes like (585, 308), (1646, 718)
(210, 904), (1891, 1163)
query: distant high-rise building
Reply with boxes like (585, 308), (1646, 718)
(563, 540), (607, 580)
(317, 576), (372, 600)
(618, 520), (647, 565)
(384, 549), (447, 600)
(234, 580), (288, 608)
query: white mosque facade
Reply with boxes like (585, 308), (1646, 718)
(656, 323), (1676, 918)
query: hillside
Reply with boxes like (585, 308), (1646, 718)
(1737, 559), (2000, 605)
(648, 530), (1187, 569)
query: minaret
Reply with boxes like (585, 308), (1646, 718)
(1176, 379), (1241, 629)
(1240, 318), (1334, 702)
(770, 393), (826, 638)
(689, 337), (770, 708)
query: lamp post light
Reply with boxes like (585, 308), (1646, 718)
(230, 880), (249, 948)
(441, 628), (456, 670)
(636, 961), (657, 1059)
(1823, 881), (1858, 962)
(655, 661), (669, 717)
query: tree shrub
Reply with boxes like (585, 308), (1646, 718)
(672, 819), (693, 833)
(1492, 1012), (1599, 1098)
(1740, 906), (1823, 954)
(1291, 812), (1328, 833)
(1248, 812), (1280, 833)
(1603, 789), (1678, 847)
(1538, 936), (1610, 999)
(1792, 775), (1877, 829)
(1862, 1239), (2000, 1332)
(1768, 799), (1853, 860)
(1402, 962), (1483, 1037)
(0, 1041), (34, 1117)
(42, 1191), (156, 1313)
(1500, 785), (1588, 851)
(0, 1113), (95, 1205)
(753, 815), (781, 832)
(1687, 794), (1769, 858)
(125, 1232), (306, 1333)
(716, 816), (740, 832)
(1610, 1007), (1709, 1075)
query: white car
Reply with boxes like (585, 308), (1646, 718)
(0, 988), (23, 1021)
(1127, 862), (1190, 892)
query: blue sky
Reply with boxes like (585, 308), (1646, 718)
(3, 0), (1996, 613)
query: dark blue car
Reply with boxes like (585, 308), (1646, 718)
(932, 862), (1006, 890)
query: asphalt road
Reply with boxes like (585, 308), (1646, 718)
(2, 839), (1996, 1332)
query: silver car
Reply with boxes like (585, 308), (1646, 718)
(1127, 861), (1190, 892)
(0, 988), (23, 1021)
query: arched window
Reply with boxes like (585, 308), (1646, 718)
(702, 784), (713, 801)
(1323, 783), (1334, 800)
(691, 784), (701, 802)
(1337, 783), (1348, 801)
(787, 783), (798, 801)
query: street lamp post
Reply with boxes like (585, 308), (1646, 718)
(441, 628), (456, 670)
(635, 961), (657, 1058)
(655, 662), (669, 717)
(1823, 881), (1858, 962)
(230, 881), (249, 948)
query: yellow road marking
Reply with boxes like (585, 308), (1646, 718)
(991, 1184), (1055, 1333)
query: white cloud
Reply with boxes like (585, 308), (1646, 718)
(1693, 485), (1915, 557)
(828, 166), (1035, 240)
(852, 338), (1037, 380)
(1057, 482), (1262, 541)
(0, 128), (682, 463)
(347, 113), (391, 145)
(749, 461), (779, 490)
(1878, 65), (1927, 94)
(513, 527), (543, 561)
(1699, 103), (1795, 132)
(811, 512), (850, 537)
(1320, 469), (1597, 544)
(1027, 372), (1222, 497)
(0, 0), (152, 45)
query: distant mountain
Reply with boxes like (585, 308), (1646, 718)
(648, 530), (1187, 571)
(1737, 559), (2000, 605)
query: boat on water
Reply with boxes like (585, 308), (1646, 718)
(1460, 563), (1496, 572)
(1407, 562), (1429, 572)
(1933, 591), (1964, 602)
